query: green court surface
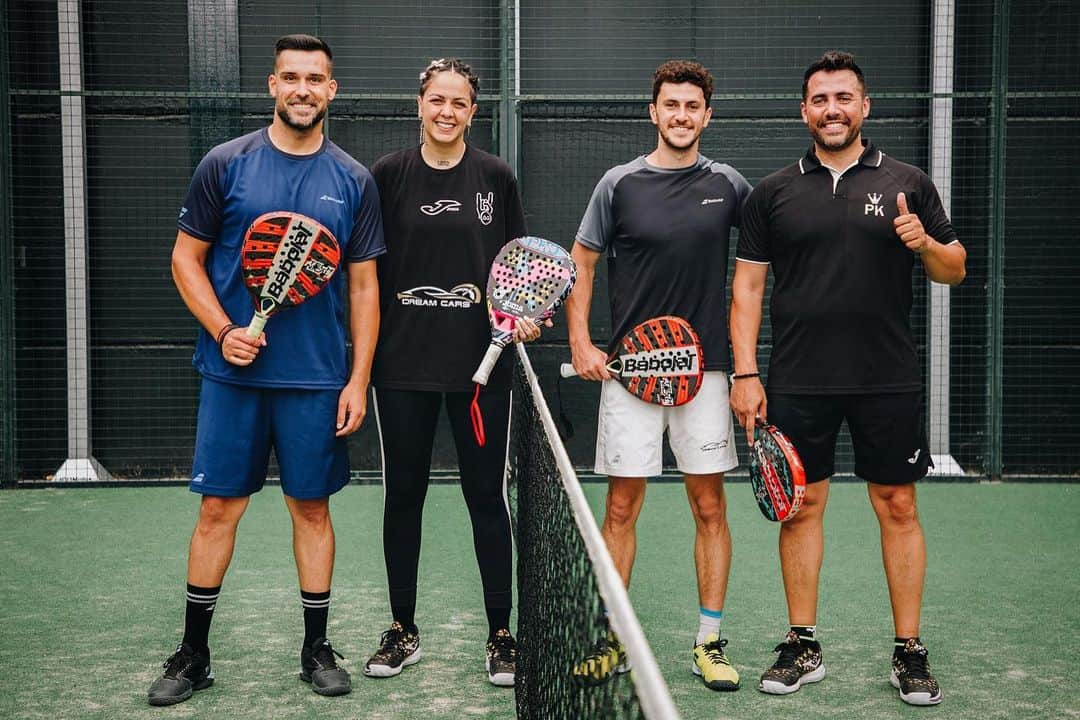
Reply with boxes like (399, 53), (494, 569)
(0, 482), (1076, 720)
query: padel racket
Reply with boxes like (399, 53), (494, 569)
(560, 316), (704, 407)
(749, 419), (806, 522)
(471, 236), (576, 385)
(241, 211), (341, 338)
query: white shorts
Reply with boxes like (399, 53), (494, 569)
(594, 371), (739, 477)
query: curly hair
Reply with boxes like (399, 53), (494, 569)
(652, 60), (713, 108)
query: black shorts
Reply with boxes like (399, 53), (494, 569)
(767, 392), (932, 485)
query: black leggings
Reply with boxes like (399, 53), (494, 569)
(374, 386), (513, 623)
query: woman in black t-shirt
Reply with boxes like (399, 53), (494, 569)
(363, 58), (535, 688)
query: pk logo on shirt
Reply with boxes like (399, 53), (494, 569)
(865, 192), (885, 217)
(476, 192), (494, 225)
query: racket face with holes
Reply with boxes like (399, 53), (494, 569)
(749, 422), (807, 522)
(612, 316), (703, 406)
(485, 236), (576, 347)
(241, 211), (341, 320)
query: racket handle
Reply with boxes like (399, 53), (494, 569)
(559, 362), (579, 378)
(246, 313), (268, 339)
(472, 343), (504, 385)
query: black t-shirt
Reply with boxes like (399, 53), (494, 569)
(737, 141), (959, 394)
(576, 155), (752, 370)
(371, 145), (527, 391)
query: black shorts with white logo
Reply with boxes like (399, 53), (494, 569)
(766, 392), (932, 485)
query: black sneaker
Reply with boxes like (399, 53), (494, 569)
(300, 637), (351, 696)
(147, 643), (214, 706)
(486, 629), (517, 687)
(758, 630), (826, 695)
(363, 621), (421, 678)
(891, 638), (942, 706)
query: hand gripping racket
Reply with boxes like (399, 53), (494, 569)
(560, 316), (704, 407)
(471, 236), (576, 385)
(240, 211), (341, 338)
(749, 419), (806, 522)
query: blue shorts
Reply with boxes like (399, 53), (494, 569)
(190, 378), (350, 499)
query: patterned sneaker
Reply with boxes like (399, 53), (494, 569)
(758, 630), (826, 695)
(363, 622), (422, 678)
(692, 633), (740, 691)
(147, 643), (214, 706)
(891, 638), (942, 706)
(300, 637), (351, 696)
(486, 629), (517, 687)
(572, 632), (630, 687)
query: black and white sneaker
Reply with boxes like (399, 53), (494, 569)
(486, 629), (517, 687)
(891, 638), (942, 706)
(300, 637), (351, 696)
(363, 621), (422, 678)
(758, 630), (826, 695)
(147, 643), (214, 706)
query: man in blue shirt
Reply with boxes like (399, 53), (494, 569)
(147, 34), (385, 705)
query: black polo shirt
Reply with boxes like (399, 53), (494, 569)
(737, 140), (958, 394)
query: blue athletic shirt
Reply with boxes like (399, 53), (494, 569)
(178, 128), (386, 389)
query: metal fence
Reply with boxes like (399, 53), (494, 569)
(2, 0), (1078, 484)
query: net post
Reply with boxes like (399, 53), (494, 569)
(53, 0), (110, 482)
(0, 0), (15, 487)
(926, 0), (964, 476)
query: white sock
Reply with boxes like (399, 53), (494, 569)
(696, 607), (723, 645)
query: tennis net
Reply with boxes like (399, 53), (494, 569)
(509, 344), (680, 720)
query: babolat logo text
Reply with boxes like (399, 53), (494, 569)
(265, 221), (313, 302)
(620, 348), (699, 378)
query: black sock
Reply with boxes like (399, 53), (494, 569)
(486, 606), (512, 640)
(391, 604), (418, 634)
(791, 625), (817, 645)
(301, 589), (331, 647)
(182, 583), (220, 655)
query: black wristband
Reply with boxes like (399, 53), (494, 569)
(731, 372), (760, 380)
(216, 323), (239, 346)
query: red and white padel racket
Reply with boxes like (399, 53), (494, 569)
(471, 236), (576, 385)
(560, 316), (704, 407)
(750, 419), (807, 522)
(240, 211), (341, 338)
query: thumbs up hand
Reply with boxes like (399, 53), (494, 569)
(894, 192), (930, 254)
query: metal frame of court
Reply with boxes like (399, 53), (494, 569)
(1, 0), (1074, 485)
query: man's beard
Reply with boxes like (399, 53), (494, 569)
(277, 104), (326, 131)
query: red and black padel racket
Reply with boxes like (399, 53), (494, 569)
(750, 419), (806, 522)
(240, 211), (341, 338)
(560, 315), (704, 407)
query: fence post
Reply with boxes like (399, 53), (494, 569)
(987, 0), (1009, 479)
(498, 0), (519, 174)
(0, 0), (16, 487)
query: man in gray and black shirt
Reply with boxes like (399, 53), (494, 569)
(566, 60), (750, 692)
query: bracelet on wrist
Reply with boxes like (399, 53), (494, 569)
(731, 372), (760, 380)
(216, 323), (239, 345)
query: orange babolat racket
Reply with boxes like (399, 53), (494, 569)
(560, 315), (704, 407)
(240, 211), (341, 338)
(750, 419), (807, 522)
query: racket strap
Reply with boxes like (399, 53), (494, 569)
(470, 383), (487, 447)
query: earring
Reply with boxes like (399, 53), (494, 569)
(418, 115), (424, 146)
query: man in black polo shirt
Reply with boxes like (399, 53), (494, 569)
(730, 51), (966, 707)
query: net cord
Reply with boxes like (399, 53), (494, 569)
(515, 343), (682, 720)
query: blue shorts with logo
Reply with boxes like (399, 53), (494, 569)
(190, 378), (350, 499)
